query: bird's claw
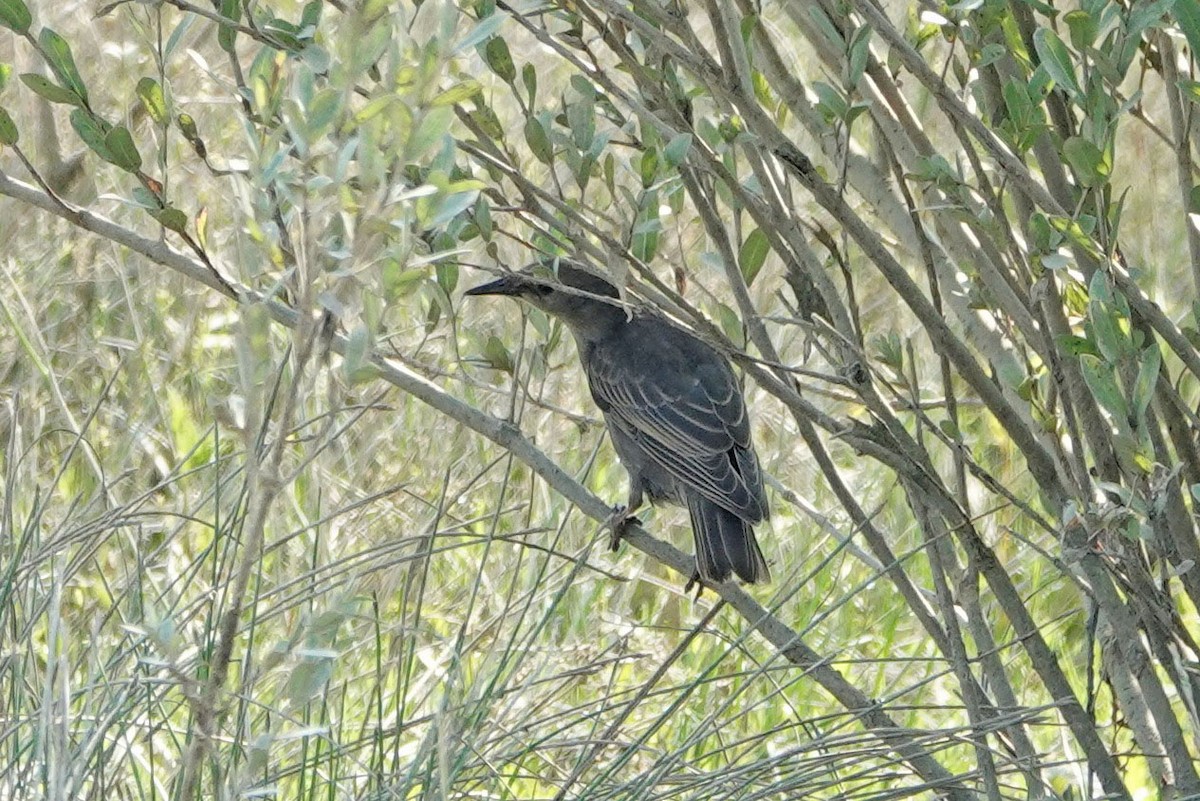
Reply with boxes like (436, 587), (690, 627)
(683, 569), (706, 598)
(606, 505), (641, 551)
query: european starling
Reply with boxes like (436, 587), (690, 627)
(467, 262), (770, 584)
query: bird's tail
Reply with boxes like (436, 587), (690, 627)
(688, 495), (770, 584)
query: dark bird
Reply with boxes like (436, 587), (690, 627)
(466, 262), (770, 584)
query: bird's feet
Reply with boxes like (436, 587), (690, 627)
(605, 504), (642, 551)
(683, 569), (706, 598)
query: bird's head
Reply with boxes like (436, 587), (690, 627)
(465, 262), (624, 332)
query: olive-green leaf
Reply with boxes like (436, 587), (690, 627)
(70, 109), (113, 161)
(1177, 0), (1200, 69)
(1131, 342), (1162, 425)
(1056, 334), (1100, 357)
(430, 79), (482, 107)
(1063, 9), (1097, 50)
(20, 72), (82, 106)
(847, 23), (872, 86)
(639, 147), (658, 188)
(176, 112), (199, 143)
(716, 302), (746, 349)
(104, 125), (142, 172)
(0, 0), (30, 33)
(567, 95), (594, 150)
(217, 0), (240, 53)
(1088, 297), (1124, 363)
(153, 206), (189, 234)
(0, 107), (17, 145)
(1088, 268), (1112, 303)
(739, 227), (770, 286)
(522, 62), (537, 106)
(524, 116), (552, 165)
(1032, 28), (1080, 97)
(482, 334), (514, 374)
(136, 77), (168, 125)
(408, 105), (452, 161)
(1080, 353), (1128, 421)
(39, 28), (88, 103)
(662, 132), (692, 168)
(1063, 136), (1109, 188)
(484, 36), (515, 83)
(1127, 0), (1173, 40)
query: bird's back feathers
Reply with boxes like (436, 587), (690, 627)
(581, 314), (770, 582)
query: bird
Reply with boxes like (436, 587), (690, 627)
(466, 261), (770, 584)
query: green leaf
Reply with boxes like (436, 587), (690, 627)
(430, 79), (482, 107)
(522, 62), (537, 106)
(0, 106), (17, 145)
(176, 112), (199, 142)
(715, 302), (746, 349)
(1178, 79), (1200, 105)
(1033, 28), (1081, 97)
(631, 198), (660, 263)
(130, 186), (159, 209)
(1057, 334), (1100, 357)
(455, 10), (508, 54)
(152, 206), (189, 234)
(1131, 342), (1161, 425)
(1127, 0), (1173, 40)
(812, 80), (849, 121)
(473, 195), (492, 241)
(1087, 267), (1112, 304)
(39, 28), (88, 103)
(196, 205), (209, 252)
(847, 24), (872, 86)
(70, 109), (112, 161)
(484, 36), (515, 83)
(104, 125), (141, 172)
(436, 262), (459, 296)
(567, 91), (594, 150)
(1063, 10), (1097, 50)
(1177, 0), (1200, 69)
(300, 0), (321, 31)
(0, 63), (10, 93)
(751, 69), (774, 109)
(0, 0), (30, 33)
(1089, 297), (1124, 363)
(217, 0), (240, 53)
(408, 105), (452, 161)
(662, 132), (692, 168)
(739, 228), (769, 286)
(524, 116), (552, 165)
(1002, 78), (1034, 126)
(482, 334), (513, 373)
(976, 43), (1006, 68)
(1063, 136), (1109, 187)
(639, 147), (658, 188)
(1080, 353), (1128, 421)
(136, 77), (168, 125)
(20, 72), (82, 106)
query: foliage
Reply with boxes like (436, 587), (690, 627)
(2, 0), (1200, 798)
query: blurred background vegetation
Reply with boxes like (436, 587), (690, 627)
(3, 0), (1200, 798)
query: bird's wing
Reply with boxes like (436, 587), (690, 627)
(586, 329), (766, 522)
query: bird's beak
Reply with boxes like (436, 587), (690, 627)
(465, 274), (526, 297)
